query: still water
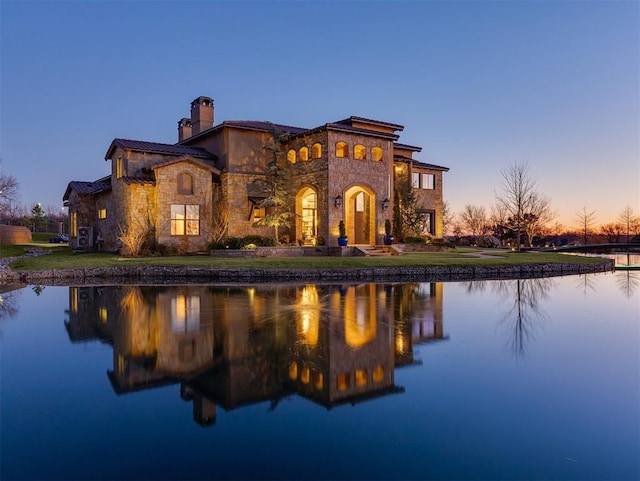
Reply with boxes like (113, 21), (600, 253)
(1, 273), (638, 481)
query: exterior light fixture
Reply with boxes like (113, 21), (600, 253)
(381, 198), (390, 211)
(334, 195), (343, 208)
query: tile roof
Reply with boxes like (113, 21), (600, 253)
(105, 138), (214, 160)
(63, 177), (111, 201)
(222, 120), (308, 135)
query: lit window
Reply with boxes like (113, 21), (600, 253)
(311, 143), (322, 159)
(171, 204), (200, 235)
(178, 173), (194, 194)
(301, 367), (310, 384)
(411, 172), (420, 188)
(98, 208), (107, 219)
(289, 362), (298, 380)
(354, 144), (366, 160)
(116, 157), (124, 179)
(371, 147), (383, 161)
(337, 373), (350, 391)
(355, 369), (367, 386)
(422, 173), (435, 189)
(335, 141), (349, 158)
(70, 212), (77, 236)
(99, 307), (108, 323)
(287, 149), (297, 163)
(252, 205), (265, 223)
(314, 372), (324, 390)
(372, 365), (384, 383)
(299, 146), (309, 161)
(171, 295), (201, 332)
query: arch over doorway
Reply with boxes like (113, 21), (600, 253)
(343, 185), (376, 245)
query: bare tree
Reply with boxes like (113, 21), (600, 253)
(117, 211), (153, 257)
(0, 163), (20, 220)
(617, 205), (639, 243)
(495, 162), (542, 251)
(575, 205), (597, 244)
(441, 200), (454, 237)
(459, 204), (488, 241)
(521, 193), (554, 247)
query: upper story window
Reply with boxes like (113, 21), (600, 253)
(287, 149), (297, 163)
(412, 172), (420, 188)
(335, 141), (349, 158)
(116, 157), (125, 179)
(371, 147), (383, 161)
(354, 144), (366, 160)
(299, 146), (309, 161)
(422, 173), (435, 189)
(98, 208), (107, 219)
(311, 143), (322, 159)
(178, 173), (194, 194)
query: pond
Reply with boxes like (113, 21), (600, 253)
(1, 272), (638, 480)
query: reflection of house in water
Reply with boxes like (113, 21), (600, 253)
(64, 282), (446, 427)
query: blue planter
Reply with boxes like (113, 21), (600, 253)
(338, 236), (348, 247)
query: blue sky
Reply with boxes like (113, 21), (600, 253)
(1, 0), (638, 227)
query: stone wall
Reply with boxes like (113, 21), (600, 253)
(0, 225), (32, 244)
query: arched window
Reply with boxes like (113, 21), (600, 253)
(371, 146), (383, 161)
(299, 146), (309, 161)
(354, 144), (366, 160)
(287, 149), (297, 163)
(335, 141), (348, 158)
(178, 173), (194, 194)
(311, 143), (322, 159)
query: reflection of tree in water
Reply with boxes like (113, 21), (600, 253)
(462, 280), (489, 295)
(493, 278), (555, 358)
(615, 271), (640, 299)
(0, 289), (22, 336)
(574, 273), (597, 297)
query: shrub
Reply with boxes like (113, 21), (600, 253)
(403, 236), (427, 244)
(241, 235), (276, 247)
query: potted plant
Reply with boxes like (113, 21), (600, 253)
(338, 220), (348, 247)
(384, 219), (394, 245)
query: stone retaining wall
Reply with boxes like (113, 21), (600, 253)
(0, 225), (32, 244)
(2, 259), (615, 286)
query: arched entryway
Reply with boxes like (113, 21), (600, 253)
(344, 185), (376, 245)
(296, 187), (318, 245)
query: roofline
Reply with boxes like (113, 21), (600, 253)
(105, 138), (213, 160)
(394, 142), (422, 152)
(394, 156), (450, 172)
(338, 116), (404, 131)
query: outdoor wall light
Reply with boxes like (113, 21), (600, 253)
(334, 195), (343, 208)
(381, 198), (390, 211)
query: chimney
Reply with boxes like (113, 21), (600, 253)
(190, 96), (214, 136)
(178, 118), (192, 142)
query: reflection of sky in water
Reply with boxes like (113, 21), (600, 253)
(1, 273), (638, 481)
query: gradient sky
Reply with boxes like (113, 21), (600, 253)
(1, 0), (638, 228)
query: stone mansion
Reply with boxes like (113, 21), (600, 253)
(63, 96), (449, 253)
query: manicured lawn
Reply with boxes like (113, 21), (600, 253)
(6, 246), (609, 271)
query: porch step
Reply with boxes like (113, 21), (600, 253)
(355, 245), (399, 256)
